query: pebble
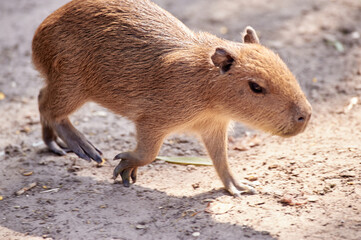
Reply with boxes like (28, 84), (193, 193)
(245, 175), (258, 181)
(351, 31), (360, 39)
(308, 196), (318, 202)
(340, 171), (356, 178)
(268, 164), (279, 169)
(192, 232), (200, 237)
(136, 224), (147, 230)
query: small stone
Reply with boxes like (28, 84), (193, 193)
(136, 224), (147, 230)
(192, 183), (200, 189)
(351, 31), (360, 39)
(245, 175), (258, 181)
(192, 232), (200, 237)
(268, 164), (279, 169)
(308, 196), (318, 202)
(340, 171), (356, 178)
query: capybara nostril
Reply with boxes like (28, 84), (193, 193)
(294, 104), (312, 127)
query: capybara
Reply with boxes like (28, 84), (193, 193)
(32, 0), (312, 196)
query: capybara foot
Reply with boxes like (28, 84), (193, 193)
(113, 152), (138, 187)
(227, 181), (257, 197)
(54, 121), (103, 163)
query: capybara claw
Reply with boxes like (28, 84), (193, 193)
(227, 181), (257, 197)
(122, 177), (130, 187)
(236, 183), (257, 195)
(113, 156), (137, 187)
(131, 167), (138, 183)
(47, 141), (67, 156)
(113, 163), (123, 179)
(113, 152), (127, 160)
(112, 165), (131, 187)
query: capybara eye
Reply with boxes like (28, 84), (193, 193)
(248, 81), (264, 94)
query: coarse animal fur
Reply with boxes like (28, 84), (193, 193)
(32, 0), (312, 196)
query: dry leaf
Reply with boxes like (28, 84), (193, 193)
(16, 182), (37, 196)
(0, 196), (3, 201)
(40, 188), (59, 194)
(20, 126), (31, 134)
(22, 171), (33, 176)
(190, 212), (198, 217)
(323, 34), (344, 52)
(156, 156), (212, 166)
(96, 158), (106, 167)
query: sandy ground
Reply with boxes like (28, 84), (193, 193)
(0, 0), (360, 239)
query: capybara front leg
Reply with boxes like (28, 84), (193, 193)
(113, 126), (165, 187)
(199, 120), (256, 196)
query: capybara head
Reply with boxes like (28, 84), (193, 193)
(211, 26), (312, 137)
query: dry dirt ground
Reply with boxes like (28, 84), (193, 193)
(0, 0), (361, 239)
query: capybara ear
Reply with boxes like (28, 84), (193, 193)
(211, 47), (235, 74)
(242, 26), (260, 44)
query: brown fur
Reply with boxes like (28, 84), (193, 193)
(32, 0), (311, 196)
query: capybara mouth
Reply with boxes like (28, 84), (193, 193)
(276, 121), (309, 138)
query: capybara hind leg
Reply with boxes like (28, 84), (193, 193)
(54, 118), (103, 163)
(113, 126), (165, 187)
(38, 86), (102, 163)
(38, 88), (68, 155)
